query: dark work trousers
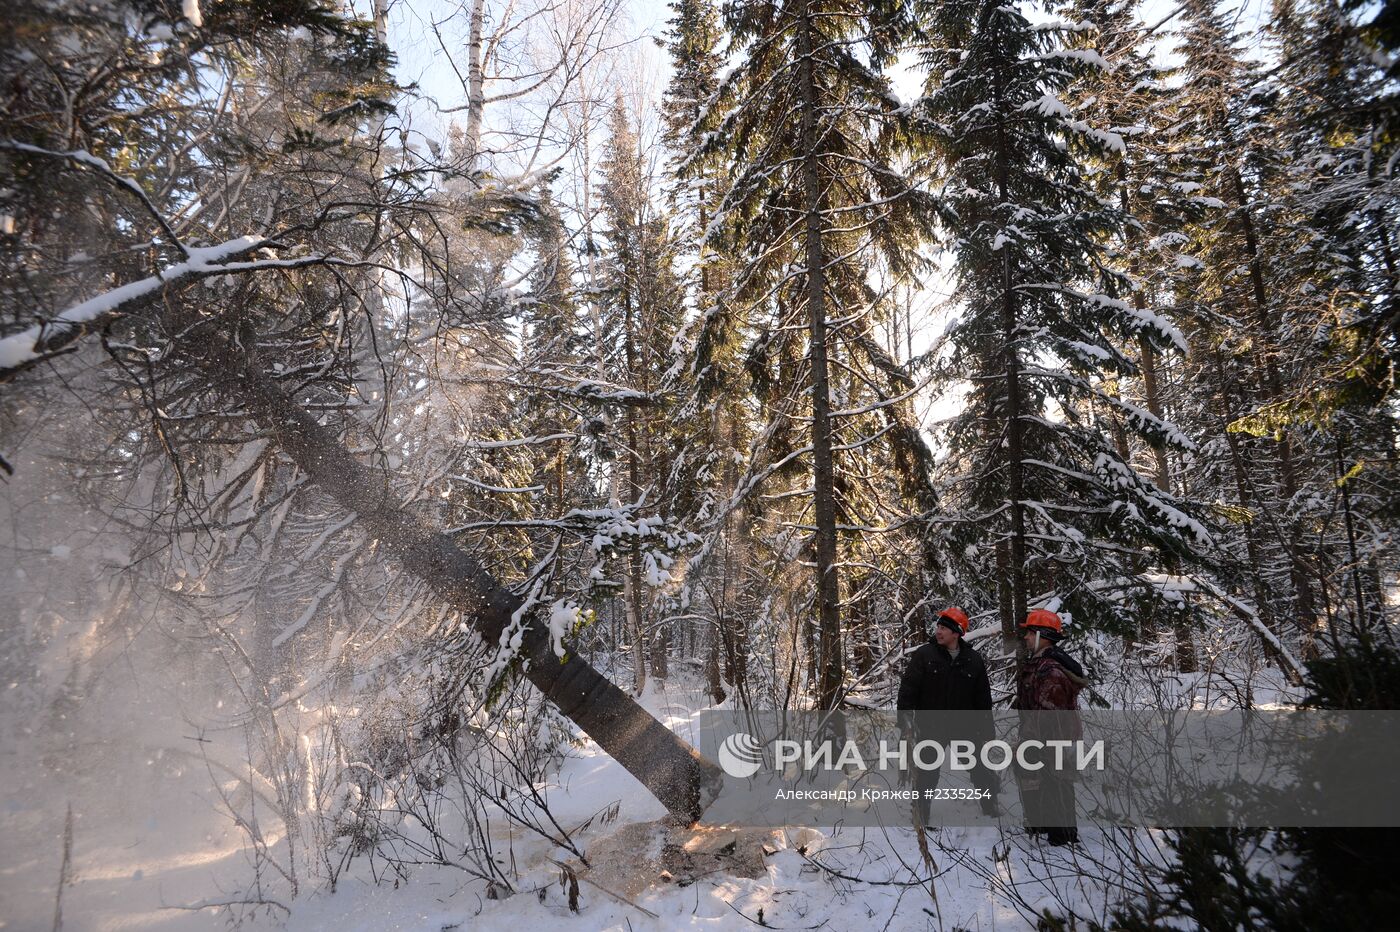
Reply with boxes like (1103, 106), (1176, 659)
(1016, 765), (1078, 843)
(911, 747), (999, 826)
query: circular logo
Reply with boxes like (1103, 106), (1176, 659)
(718, 732), (764, 778)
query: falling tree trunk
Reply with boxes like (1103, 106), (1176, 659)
(798, 0), (843, 710)
(213, 342), (721, 823)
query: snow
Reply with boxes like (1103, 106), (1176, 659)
(1029, 18), (1095, 32)
(0, 674), (1165, 932)
(8, 610), (1301, 932)
(486, 578), (545, 681)
(1021, 93), (1072, 119)
(548, 599), (580, 659)
(1066, 121), (1126, 154)
(1064, 339), (1111, 363)
(183, 0), (203, 28)
(0, 235), (265, 371)
(1035, 48), (1114, 72)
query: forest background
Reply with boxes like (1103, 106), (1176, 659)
(1, 0), (1397, 926)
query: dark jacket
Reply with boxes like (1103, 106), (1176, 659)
(897, 640), (993, 713)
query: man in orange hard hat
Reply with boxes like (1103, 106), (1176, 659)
(1013, 609), (1088, 846)
(898, 606), (999, 825)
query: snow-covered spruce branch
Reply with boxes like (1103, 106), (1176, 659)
(0, 241), (375, 376)
(462, 375), (656, 406)
(0, 140), (190, 259)
(1019, 365), (1196, 451)
(1088, 573), (1307, 682)
(463, 363), (656, 406)
(460, 432), (576, 450)
(1013, 281), (1189, 353)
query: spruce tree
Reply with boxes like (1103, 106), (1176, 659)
(916, 0), (1210, 652)
(598, 99), (685, 679)
(698, 0), (942, 707)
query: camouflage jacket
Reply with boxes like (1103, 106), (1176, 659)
(1013, 651), (1085, 712)
(1013, 650), (1087, 745)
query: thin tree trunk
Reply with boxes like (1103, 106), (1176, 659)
(706, 620), (725, 705)
(371, 0), (389, 43)
(624, 293), (649, 691)
(1228, 164), (1320, 631)
(993, 48), (1029, 646)
(463, 0), (487, 169)
(1116, 160), (1170, 654)
(216, 345), (722, 822)
(1214, 347), (1285, 664)
(1138, 337), (1172, 491)
(798, 0), (842, 709)
(52, 804), (72, 932)
(996, 539), (1017, 655)
(1335, 437), (1370, 637)
(719, 416), (748, 697)
(1137, 334), (1195, 671)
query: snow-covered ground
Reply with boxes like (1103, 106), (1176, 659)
(2, 671), (1186, 930)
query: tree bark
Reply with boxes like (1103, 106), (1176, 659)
(215, 345), (722, 823)
(624, 294), (650, 690)
(463, 0), (487, 170)
(992, 43), (1029, 648)
(1228, 164), (1320, 632)
(1140, 335), (1196, 673)
(798, 0), (843, 709)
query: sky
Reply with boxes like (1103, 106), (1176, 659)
(370, 0), (1280, 144)
(361, 0), (1281, 448)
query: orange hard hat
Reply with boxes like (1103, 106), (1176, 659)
(1020, 609), (1063, 634)
(937, 606), (969, 633)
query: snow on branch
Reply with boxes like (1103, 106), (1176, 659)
(1017, 282), (1189, 353)
(829, 376), (926, 418)
(0, 238), (357, 375)
(1028, 17), (1095, 32)
(1022, 366), (1197, 452)
(0, 140), (190, 258)
(466, 364), (656, 406)
(1032, 49), (1114, 72)
(1139, 574), (1308, 682)
(270, 544), (360, 647)
(461, 432), (576, 450)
